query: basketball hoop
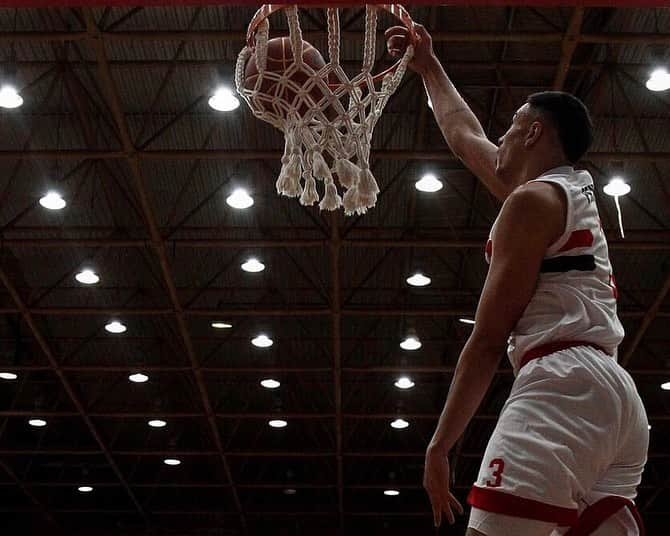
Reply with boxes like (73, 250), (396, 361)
(235, 5), (415, 215)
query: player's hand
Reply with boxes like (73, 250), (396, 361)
(385, 23), (436, 75)
(423, 444), (464, 527)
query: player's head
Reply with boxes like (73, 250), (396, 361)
(495, 91), (593, 183)
(526, 91), (593, 163)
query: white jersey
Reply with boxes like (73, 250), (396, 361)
(485, 165), (625, 373)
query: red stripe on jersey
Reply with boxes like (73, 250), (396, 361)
(468, 486), (578, 525)
(485, 239), (492, 258)
(558, 229), (594, 252)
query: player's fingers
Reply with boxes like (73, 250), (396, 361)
(431, 500), (442, 527)
(444, 502), (455, 525)
(413, 23), (428, 38)
(449, 492), (464, 515)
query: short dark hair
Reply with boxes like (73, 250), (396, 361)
(526, 91), (593, 163)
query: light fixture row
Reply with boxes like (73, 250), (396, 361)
(25, 416), (412, 430)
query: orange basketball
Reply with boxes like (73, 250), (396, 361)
(244, 36), (327, 116)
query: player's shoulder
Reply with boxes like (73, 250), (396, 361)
(503, 179), (565, 217)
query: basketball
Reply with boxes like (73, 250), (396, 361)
(244, 36), (327, 116)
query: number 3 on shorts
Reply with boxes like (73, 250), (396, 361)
(485, 458), (505, 487)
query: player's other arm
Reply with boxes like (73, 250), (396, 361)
(427, 182), (566, 454)
(386, 24), (512, 201)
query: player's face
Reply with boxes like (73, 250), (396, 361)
(495, 103), (534, 182)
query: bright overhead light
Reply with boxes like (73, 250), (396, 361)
(646, 67), (670, 92)
(459, 318), (476, 325)
(390, 418), (409, 430)
(415, 173), (443, 193)
(28, 418), (47, 428)
(226, 188), (254, 209)
(260, 378), (281, 389)
(0, 372), (17, 380)
(283, 488), (297, 495)
(39, 191), (66, 210)
(148, 419), (167, 428)
(406, 272), (431, 287)
(105, 320), (126, 334)
(163, 458), (181, 466)
(0, 85), (23, 108)
(384, 489), (400, 496)
(128, 373), (149, 383)
(208, 86), (240, 111)
(77, 486), (94, 493)
(211, 321), (232, 329)
(75, 269), (99, 285)
(648, 424), (652, 430)
(604, 177), (631, 197)
(394, 377), (415, 390)
(399, 336), (421, 351)
(661, 382), (670, 391)
(268, 419), (288, 428)
(252, 334), (273, 348)
(241, 258), (265, 273)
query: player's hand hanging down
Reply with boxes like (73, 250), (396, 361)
(385, 23), (436, 75)
(424, 443), (464, 527)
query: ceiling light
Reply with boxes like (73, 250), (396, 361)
(646, 67), (670, 92)
(39, 191), (66, 210)
(148, 419), (167, 428)
(648, 424), (652, 430)
(459, 318), (476, 325)
(163, 458), (181, 466)
(0, 85), (23, 108)
(28, 418), (47, 427)
(211, 321), (232, 329)
(415, 173), (443, 193)
(394, 377), (415, 390)
(0, 372), (17, 380)
(283, 488), (297, 495)
(399, 336), (421, 351)
(75, 269), (99, 285)
(406, 272), (431, 287)
(241, 258), (265, 273)
(226, 188), (254, 209)
(128, 373), (149, 383)
(390, 418), (409, 430)
(604, 177), (631, 198)
(208, 86), (240, 111)
(105, 321), (126, 334)
(268, 419), (287, 428)
(252, 334), (273, 348)
(384, 489), (400, 496)
(661, 382), (670, 391)
(77, 486), (94, 493)
(260, 378), (281, 389)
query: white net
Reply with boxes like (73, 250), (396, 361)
(235, 6), (414, 215)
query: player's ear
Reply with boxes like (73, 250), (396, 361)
(524, 121), (543, 148)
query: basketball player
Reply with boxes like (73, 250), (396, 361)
(386, 24), (649, 535)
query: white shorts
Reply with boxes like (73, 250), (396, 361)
(467, 345), (648, 531)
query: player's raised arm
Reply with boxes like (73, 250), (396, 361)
(386, 24), (513, 201)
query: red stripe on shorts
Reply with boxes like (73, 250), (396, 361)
(468, 486), (579, 525)
(564, 496), (645, 536)
(519, 340), (610, 371)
